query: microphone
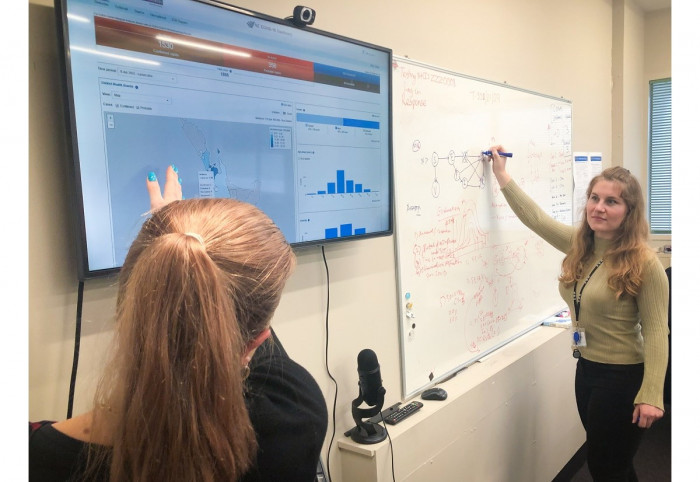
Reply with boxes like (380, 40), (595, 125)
(348, 348), (387, 444)
(358, 349), (384, 406)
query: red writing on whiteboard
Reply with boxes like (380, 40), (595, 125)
(474, 310), (507, 343)
(448, 308), (458, 324)
(429, 73), (456, 87)
(411, 202), (487, 278)
(402, 87), (427, 109)
(439, 289), (466, 308)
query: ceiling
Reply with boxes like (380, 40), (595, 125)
(633, 0), (672, 12)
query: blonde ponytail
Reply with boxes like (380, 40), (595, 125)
(88, 198), (295, 481)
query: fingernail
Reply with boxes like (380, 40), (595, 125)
(171, 164), (178, 173)
(178, 178), (182, 184)
(148, 172), (157, 182)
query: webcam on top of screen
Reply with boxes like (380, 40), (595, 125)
(290, 6), (316, 27)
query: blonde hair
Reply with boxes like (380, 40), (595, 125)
(559, 166), (653, 298)
(87, 198), (295, 481)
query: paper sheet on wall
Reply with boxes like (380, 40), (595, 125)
(573, 152), (603, 221)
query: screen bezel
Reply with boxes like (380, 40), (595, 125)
(54, 0), (394, 280)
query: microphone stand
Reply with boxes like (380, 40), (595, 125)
(348, 386), (387, 444)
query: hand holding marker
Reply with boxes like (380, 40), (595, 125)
(484, 145), (513, 188)
(482, 150), (513, 158)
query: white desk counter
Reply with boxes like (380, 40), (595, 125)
(337, 326), (585, 482)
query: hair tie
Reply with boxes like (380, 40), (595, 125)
(184, 232), (205, 247)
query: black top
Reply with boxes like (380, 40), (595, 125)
(29, 330), (328, 481)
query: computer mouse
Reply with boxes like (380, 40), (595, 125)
(421, 387), (448, 401)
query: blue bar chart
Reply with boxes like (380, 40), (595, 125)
(324, 223), (367, 239)
(315, 170), (373, 195)
(294, 113), (387, 242)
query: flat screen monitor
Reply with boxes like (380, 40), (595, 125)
(55, 0), (393, 279)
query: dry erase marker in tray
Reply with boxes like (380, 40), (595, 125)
(542, 309), (572, 328)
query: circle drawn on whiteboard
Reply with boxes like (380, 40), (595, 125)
(431, 152), (439, 167)
(432, 180), (440, 198)
(412, 140), (421, 152)
(447, 150), (456, 165)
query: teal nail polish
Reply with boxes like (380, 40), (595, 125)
(178, 178), (182, 184)
(148, 172), (157, 182)
(171, 164), (178, 173)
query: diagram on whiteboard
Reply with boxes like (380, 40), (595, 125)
(392, 57), (573, 398)
(415, 144), (486, 198)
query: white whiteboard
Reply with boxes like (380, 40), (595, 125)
(392, 57), (573, 398)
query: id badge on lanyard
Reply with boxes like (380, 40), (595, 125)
(571, 326), (586, 349)
(571, 259), (603, 359)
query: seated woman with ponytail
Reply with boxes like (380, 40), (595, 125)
(29, 165), (328, 481)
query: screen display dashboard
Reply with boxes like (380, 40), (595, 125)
(56, 0), (393, 279)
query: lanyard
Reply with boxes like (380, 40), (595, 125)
(572, 259), (604, 323)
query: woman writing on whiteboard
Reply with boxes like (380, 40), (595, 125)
(488, 147), (668, 481)
(29, 166), (328, 481)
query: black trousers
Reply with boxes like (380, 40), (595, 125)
(575, 358), (645, 482)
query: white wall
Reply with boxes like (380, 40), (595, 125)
(27, 0), (671, 480)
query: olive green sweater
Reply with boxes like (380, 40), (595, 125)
(501, 179), (669, 410)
